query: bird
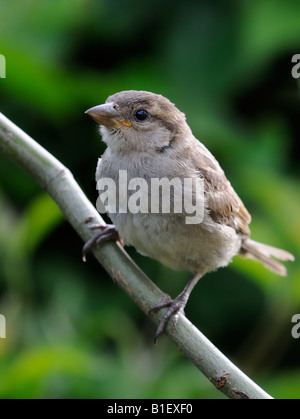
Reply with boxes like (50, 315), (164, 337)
(84, 90), (295, 341)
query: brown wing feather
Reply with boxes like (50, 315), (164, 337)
(193, 143), (251, 236)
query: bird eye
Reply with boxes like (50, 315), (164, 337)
(135, 109), (149, 121)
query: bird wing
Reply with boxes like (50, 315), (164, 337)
(193, 142), (251, 236)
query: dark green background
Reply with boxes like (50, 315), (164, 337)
(0, 0), (299, 399)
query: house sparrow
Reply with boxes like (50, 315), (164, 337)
(84, 90), (294, 341)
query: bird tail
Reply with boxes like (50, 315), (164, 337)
(241, 239), (295, 277)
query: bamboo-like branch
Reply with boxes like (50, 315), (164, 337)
(0, 112), (273, 399)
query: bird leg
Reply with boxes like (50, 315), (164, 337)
(82, 221), (123, 262)
(150, 273), (202, 343)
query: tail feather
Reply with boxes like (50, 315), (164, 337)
(242, 239), (295, 277)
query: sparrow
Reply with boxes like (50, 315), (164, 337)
(84, 90), (295, 341)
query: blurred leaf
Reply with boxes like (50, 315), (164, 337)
(240, 0), (300, 61)
(0, 344), (113, 399)
(22, 193), (63, 254)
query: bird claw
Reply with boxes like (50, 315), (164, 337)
(150, 293), (187, 344)
(82, 223), (123, 262)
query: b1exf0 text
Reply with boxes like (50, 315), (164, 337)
(107, 403), (193, 416)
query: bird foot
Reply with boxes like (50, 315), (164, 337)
(82, 221), (123, 262)
(150, 292), (188, 344)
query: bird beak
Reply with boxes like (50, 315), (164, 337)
(85, 102), (132, 128)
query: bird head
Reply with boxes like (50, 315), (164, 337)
(85, 90), (190, 155)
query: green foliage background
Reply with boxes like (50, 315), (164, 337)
(0, 0), (299, 399)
